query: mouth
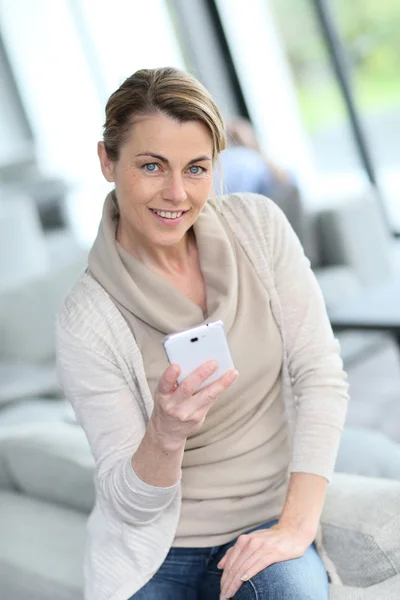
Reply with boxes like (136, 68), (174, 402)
(149, 207), (189, 226)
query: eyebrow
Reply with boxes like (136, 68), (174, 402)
(136, 152), (212, 165)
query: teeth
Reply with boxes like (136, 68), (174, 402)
(152, 209), (183, 219)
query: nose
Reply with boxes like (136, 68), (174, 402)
(162, 172), (187, 204)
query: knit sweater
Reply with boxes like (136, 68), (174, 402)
(56, 193), (349, 600)
(112, 202), (290, 547)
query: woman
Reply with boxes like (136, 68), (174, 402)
(57, 67), (348, 600)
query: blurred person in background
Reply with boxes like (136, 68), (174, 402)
(57, 67), (349, 600)
(214, 117), (309, 259)
(215, 116), (294, 196)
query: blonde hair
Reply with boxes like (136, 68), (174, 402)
(103, 67), (226, 162)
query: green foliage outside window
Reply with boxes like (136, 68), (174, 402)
(271, 0), (400, 131)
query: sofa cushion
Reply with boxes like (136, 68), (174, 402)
(0, 195), (49, 292)
(0, 361), (61, 406)
(0, 397), (71, 426)
(0, 422), (94, 513)
(0, 491), (85, 600)
(0, 258), (85, 362)
(317, 191), (393, 287)
(323, 473), (400, 588)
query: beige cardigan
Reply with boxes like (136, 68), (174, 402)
(56, 193), (349, 600)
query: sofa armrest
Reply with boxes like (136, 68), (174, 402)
(315, 191), (393, 285)
(0, 422), (94, 513)
(322, 473), (400, 587)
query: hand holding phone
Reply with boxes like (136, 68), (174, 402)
(163, 320), (235, 391)
(150, 359), (238, 450)
(148, 322), (238, 449)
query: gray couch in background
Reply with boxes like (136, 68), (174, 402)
(0, 192), (86, 422)
(274, 185), (398, 365)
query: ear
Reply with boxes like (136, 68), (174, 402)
(97, 142), (115, 182)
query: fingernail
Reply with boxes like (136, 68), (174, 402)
(241, 574), (249, 581)
(229, 369), (239, 382)
(208, 360), (218, 372)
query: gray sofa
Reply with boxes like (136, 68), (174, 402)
(0, 192), (87, 418)
(273, 185), (398, 365)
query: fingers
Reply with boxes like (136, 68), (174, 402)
(160, 361), (238, 401)
(182, 366), (239, 401)
(221, 552), (275, 599)
(158, 362), (239, 423)
(186, 368), (239, 414)
(219, 536), (257, 597)
(157, 364), (181, 395)
(239, 554), (274, 584)
(177, 360), (219, 399)
(209, 368), (239, 395)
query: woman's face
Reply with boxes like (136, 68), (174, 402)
(98, 112), (214, 252)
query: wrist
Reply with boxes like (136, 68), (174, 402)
(278, 515), (318, 545)
(147, 418), (187, 454)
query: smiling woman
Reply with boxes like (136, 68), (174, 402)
(56, 66), (351, 600)
(96, 68), (223, 289)
(98, 114), (214, 266)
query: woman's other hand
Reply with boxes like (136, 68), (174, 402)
(217, 524), (312, 599)
(149, 362), (239, 451)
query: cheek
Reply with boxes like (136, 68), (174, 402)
(191, 172), (213, 191)
(118, 170), (160, 199)
(195, 176), (214, 200)
(120, 170), (142, 189)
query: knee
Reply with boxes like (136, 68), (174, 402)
(265, 577), (327, 600)
(239, 558), (328, 600)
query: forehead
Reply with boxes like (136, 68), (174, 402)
(125, 113), (213, 155)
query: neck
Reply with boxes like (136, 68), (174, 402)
(117, 225), (196, 276)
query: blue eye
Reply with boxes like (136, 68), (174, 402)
(189, 165), (204, 175)
(143, 163), (159, 172)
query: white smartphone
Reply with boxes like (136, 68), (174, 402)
(163, 320), (235, 392)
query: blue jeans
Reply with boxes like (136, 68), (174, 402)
(129, 520), (329, 599)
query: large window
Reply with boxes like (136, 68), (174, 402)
(0, 0), (187, 245)
(77, 0), (186, 98)
(270, 0), (363, 175)
(331, 0), (400, 231)
(270, 0), (400, 231)
(215, 0), (398, 231)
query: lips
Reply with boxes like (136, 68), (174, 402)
(149, 208), (189, 215)
(149, 207), (189, 226)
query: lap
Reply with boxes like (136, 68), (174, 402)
(129, 579), (197, 600)
(129, 522), (328, 600)
(128, 547), (204, 600)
